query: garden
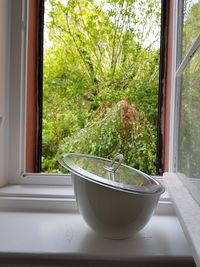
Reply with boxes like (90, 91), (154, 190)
(42, 0), (161, 174)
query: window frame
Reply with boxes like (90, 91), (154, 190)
(26, 0), (41, 173)
(8, 0), (27, 184)
(164, 1), (200, 265)
(169, 1), (200, 173)
(167, 0), (200, 208)
(156, 0), (170, 175)
(5, 0), (70, 185)
(6, 0), (169, 185)
(25, 0), (169, 179)
(1, 0), (199, 263)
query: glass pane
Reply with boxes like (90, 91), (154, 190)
(178, 47), (200, 203)
(63, 154), (150, 187)
(182, 0), (200, 57)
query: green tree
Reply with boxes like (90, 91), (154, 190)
(42, 0), (161, 174)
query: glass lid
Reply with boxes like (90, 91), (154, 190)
(59, 153), (163, 194)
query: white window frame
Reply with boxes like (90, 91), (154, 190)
(169, 1), (200, 172)
(6, 0), (167, 187)
(5, 0), (71, 186)
(164, 1), (200, 265)
(168, 0), (179, 172)
(8, 0), (28, 184)
(4, 0), (194, 186)
(0, 0), (73, 214)
(0, 0), (171, 209)
(167, 0), (200, 200)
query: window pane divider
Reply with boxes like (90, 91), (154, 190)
(176, 32), (200, 77)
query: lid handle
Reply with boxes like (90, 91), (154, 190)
(104, 154), (123, 173)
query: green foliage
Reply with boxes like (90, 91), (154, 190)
(42, 0), (161, 175)
(178, 48), (200, 178)
(183, 0), (200, 56)
(176, 0), (200, 178)
(58, 103), (156, 174)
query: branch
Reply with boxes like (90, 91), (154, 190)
(110, 1), (125, 72)
(65, 11), (96, 84)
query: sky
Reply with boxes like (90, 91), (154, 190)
(43, 0), (161, 50)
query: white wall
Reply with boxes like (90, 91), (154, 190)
(0, 0), (11, 186)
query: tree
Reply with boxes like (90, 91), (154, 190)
(42, 0), (161, 174)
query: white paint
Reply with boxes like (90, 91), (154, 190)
(168, 0), (178, 172)
(0, 0), (11, 187)
(0, 0), (28, 185)
(0, 184), (74, 200)
(164, 172), (200, 267)
(8, 0), (27, 183)
(70, 171), (165, 239)
(20, 173), (72, 185)
(0, 207), (194, 265)
(0, 182), (171, 214)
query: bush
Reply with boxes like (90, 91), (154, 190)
(58, 100), (156, 175)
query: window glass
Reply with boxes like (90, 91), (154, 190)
(178, 47), (200, 178)
(176, 0), (200, 206)
(182, 0), (200, 58)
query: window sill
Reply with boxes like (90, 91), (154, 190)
(0, 184), (74, 198)
(0, 179), (196, 266)
(0, 177), (170, 212)
(0, 204), (195, 266)
(164, 172), (200, 267)
(0, 185), (77, 212)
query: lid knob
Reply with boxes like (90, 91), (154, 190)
(104, 154), (123, 173)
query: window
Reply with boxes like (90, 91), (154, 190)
(0, 0), (199, 263)
(162, 2), (200, 264)
(1, 0), (69, 185)
(2, 0), (169, 186)
(171, 0), (200, 205)
(35, 0), (166, 176)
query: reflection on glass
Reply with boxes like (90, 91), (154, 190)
(182, 0), (200, 57)
(70, 155), (150, 187)
(178, 47), (200, 178)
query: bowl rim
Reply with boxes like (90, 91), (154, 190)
(59, 153), (165, 196)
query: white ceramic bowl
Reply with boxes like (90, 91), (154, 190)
(60, 153), (165, 239)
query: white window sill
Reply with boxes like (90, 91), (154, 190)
(0, 184), (74, 198)
(0, 177), (170, 212)
(164, 172), (200, 267)
(0, 185), (77, 212)
(0, 177), (169, 197)
(0, 204), (195, 266)
(0, 178), (196, 266)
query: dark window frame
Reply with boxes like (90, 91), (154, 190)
(26, 0), (44, 172)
